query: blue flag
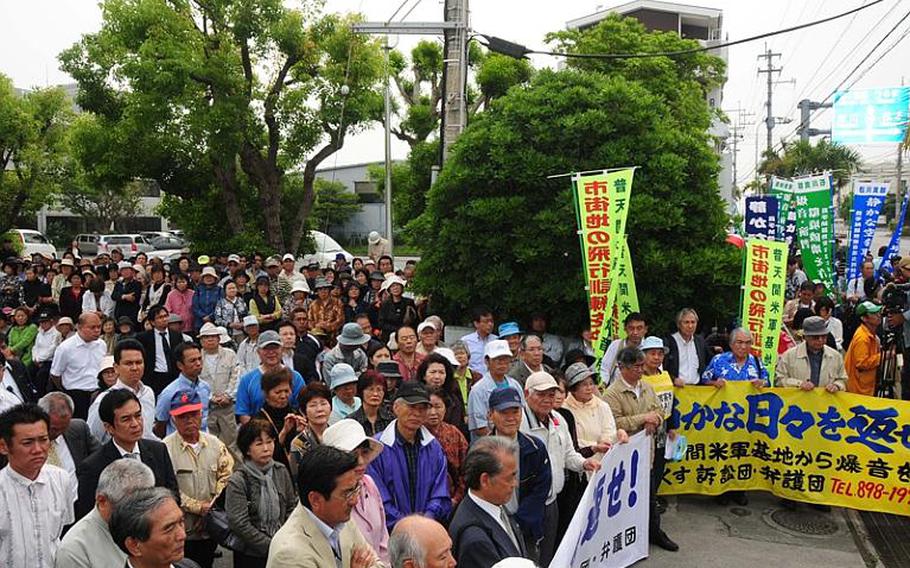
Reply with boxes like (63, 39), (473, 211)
(847, 183), (888, 280)
(879, 191), (909, 274)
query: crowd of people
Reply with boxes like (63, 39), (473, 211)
(0, 241), (903, 568)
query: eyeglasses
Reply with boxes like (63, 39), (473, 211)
(338, 480), (363, 501)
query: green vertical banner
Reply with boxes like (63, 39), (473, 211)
(770, 176), (796, 244)
(610, 237), (639, 339)
(572, 169), (635, 363)
(741, 239), (789, 385)
(793, 173), (835, 291)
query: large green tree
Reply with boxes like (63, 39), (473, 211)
(412, 16), (739, 334)
(0, 75), (73, 235)
(60, 0), (385, 253)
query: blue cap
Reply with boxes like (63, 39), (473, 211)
(498, 322), (522, 338)
(489, 387), (523, 412)
(330, 363), (359, 390)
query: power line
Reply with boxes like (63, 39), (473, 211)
(481, 0), (885, 60)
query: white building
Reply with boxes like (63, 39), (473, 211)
(313, 161), (396, 243)
(566, 1), (735, 213)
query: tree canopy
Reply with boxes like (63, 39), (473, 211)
(60, 0), (385, 253)
(759, 138), (862, 191)
(412, 15), (739, 334)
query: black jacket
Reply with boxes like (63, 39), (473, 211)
(663, 333), (711, 380)
(76, 438), (179, 520)
(294, 334), (322, 383)
(61, 418), (101, 469)
(3, 359), (38, 403)
(449, 494), (527, 567)
(112, 279), (143, 326)
(137, 328), (185, 393)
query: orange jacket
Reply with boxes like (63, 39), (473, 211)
(844, 324), (881, 396)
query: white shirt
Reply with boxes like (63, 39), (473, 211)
(467, 490), (514, 537)
(599, 338), (629, 386)
(846, 276), (867, 300)
(520, 408), (586, 504)
(32, 326), (61, 364)
(51, 436), (76, 475)
(81, 291), (115, 317)
(1, 366), (24, 404)
(113, 439), (141, 459)
(50, 334), (107, 391)
(0, 464), (77, 568)
(87, 379), (157, 443)
(672, 332), (700, 384)
(0, 387), (20, 414)
(154, 329), (170, 373)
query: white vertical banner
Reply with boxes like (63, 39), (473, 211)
(550, 432), (651, 568)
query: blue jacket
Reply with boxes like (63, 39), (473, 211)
(490, 429), (552, 540)
(191, 283), (223, 330)
(368, 421), (452, 530)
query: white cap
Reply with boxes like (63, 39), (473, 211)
(227, 254), (241, 263)
(434, 347), (459, 367)
(380, 275), (407, 292)
(242, 315), (259, 327)
(417, 321), (437, 334)
(217, 326), (231, 344)
(282, 253), (295, 262)
(368, 231), (381, 244)
(99, 355), (115, 372)
(291, 280), (310, 294)
(322, 419), (384, 463)
(57, 317), (74, 327)
(201, 266), (218, 279)
(118, 261), (133, 270)
(198, 322), (221, 336)
(484, 339), (512, 360)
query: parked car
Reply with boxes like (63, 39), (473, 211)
(4, 229), (57, 259)
(97, 234), (156, 255)
(74, 233), (99, 257)
(300, 230), (353, 268)
(146, 236), (190, 260)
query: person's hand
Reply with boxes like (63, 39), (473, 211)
(198, 502), (212, 516)
(644, 422), (657, 435)
(616, 429), (629, 444)
(825, 383), (840, 393)
(750, 378), (765, 389)
(800, 381), (815, 391)
(673, 377), (686, 387)
(350, 545), (377, 568)
(644, 411), (662, 426)
(582, 457), (601, 472)
(282, 414), (297, 434)
(592, 441), (612, 453)
(713, 378), (726, 389)
(668, 429), (679, 441)
(888, 312), (905, 327)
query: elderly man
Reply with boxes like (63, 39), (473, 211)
(467, 340), (526, 440)
(55, 459), (156, 567)
(663, 307), (712, 386)
(268, 445), (381, 568)
(163, 389), (234, 568)
(603, 347), (679, 552)
(237, 314), (263, 375)
(846, 261), (875, 302)
(367, 231), (391, 262)
(448, 436), (526, 567)
(0, 404), (77, 568)
(700, 328), (770, 389)
(111, 263), (143, 327)
(235, 330), (305, 423)
(388, 515), (456, 568)
(599, 312), (648, 386)
(778, 316), (847, 392)
(37, 392), (100, 479)
(368, 381), (452, 530)
(88, 339), (157, 443)
(197, 322), (240, 451)
(507, 335), (551, 385)
(415, 320), (441, 356)
(323, 322), (370, 380)
(109, 487), (201, 568)
(520, 372), (599, 566)
(462, 307), (497, 374)
(393, 326), (424, 382)
(487, 387), (551, 559)
(528, 314), (563, 368)
(50, 312), (106, 419)
(154, 343), (212, 438)
(293, 307), (323, 383)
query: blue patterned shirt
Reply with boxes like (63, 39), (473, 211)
(700, 351), (769, 385)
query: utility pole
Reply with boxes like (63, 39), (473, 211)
(383, 38), (393, 253)
(796, 99), (832, 142)
(441, 0), (469, 162)
(724, 106), (755, 189)
(757, 46), (782, 158)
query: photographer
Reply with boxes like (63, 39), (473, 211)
(884, 258), (910, 400)
(846, 302), (883, 396)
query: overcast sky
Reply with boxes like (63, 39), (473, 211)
(1, 0), (906, 184)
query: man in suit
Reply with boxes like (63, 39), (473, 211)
(76, 389), (179, 520)
(137, 305), (184, 395)
(267, 445), (381, 568)
(448, 436), (527, 567)
(291, 307), (321, 383)
(663, 307), (713, 386)
(37, 392), (99, 477)
(109, 487), (201, 568)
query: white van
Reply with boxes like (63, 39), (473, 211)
(299, 230), (353, 268)
(5, 229), (57, 259)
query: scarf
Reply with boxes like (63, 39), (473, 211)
(242, 459), (283, 536)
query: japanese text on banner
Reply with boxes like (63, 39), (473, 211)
(551, 432), (651, 568)
(660, 383), (910, 517)
(794, 173), (835, 291)
(879, 192), (909, 274)
(847, 183), (888, 281)
(744, 196), (779, 240)
(740, 239), (788, 385)
(770, 177), (797, 245)
(607, 238), (639, 340)
(572, 169), (635, 361)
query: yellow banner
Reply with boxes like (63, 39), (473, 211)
(740, 239), (788, 385)
(660, 383), (910, 516)
(572, 169), (635, 361)
(606, 237), (639, 340)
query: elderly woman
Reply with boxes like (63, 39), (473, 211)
(256, 368), (305, 470)
(289, 381), (333, 470)
(214, 280), (249, 344)
(450, 340), (480, 415)
(225, 419), (297, 568)
(348, 369), (395, 436)
(8, 307), (38, 368)
(416, 352), (467, 434)
(562, 362), (627, 460)
(328, 363), (362, 424)
(249, 275), (282, 332)
(307, 277), (344, 336)
(322, 419), (389, 563)
(425, 386), (468, 509)
(378, 275), (417, 341)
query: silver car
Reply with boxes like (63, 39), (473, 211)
(97, 234), (156, 255)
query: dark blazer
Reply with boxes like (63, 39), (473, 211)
(449, 495), (527, 567)
(663, 333), (711, 380)
(4, 359), (38, 403)
(61, 418), (101, 468)
(76, 438), (179, 520)
(137, 328), (184, 388)
(295, 334), (322, 383)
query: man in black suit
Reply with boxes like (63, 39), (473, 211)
(449, 436), (527, 567)
(76, 389), (179, 520)
(137, 305), (184, 395)
(663, 307), (714, 385)
(37, 392), (100, 476)
(0, 342), (39, 404)
(291, 307), (321, 383)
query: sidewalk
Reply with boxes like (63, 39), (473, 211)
(645, 492), (877, 567)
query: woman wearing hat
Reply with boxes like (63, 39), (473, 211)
(249, 275), (282, 332)
(92, 355), (118, 402)
(58, 272), (86, 320)
(280, 280), (310, 321)
(225, 418), (297, 568)
(328, 363), (362, 424)
(306, 277), (344, 336)
(640, 336), (679, 513)
(377, 275), (416, 342)
(322, 419), (389, 563)
(0, 259), (24, 310)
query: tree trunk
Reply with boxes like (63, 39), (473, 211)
(212, 157), (246, 234)
(239, 143), (285, 252)
(288, 135), (343, 255)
